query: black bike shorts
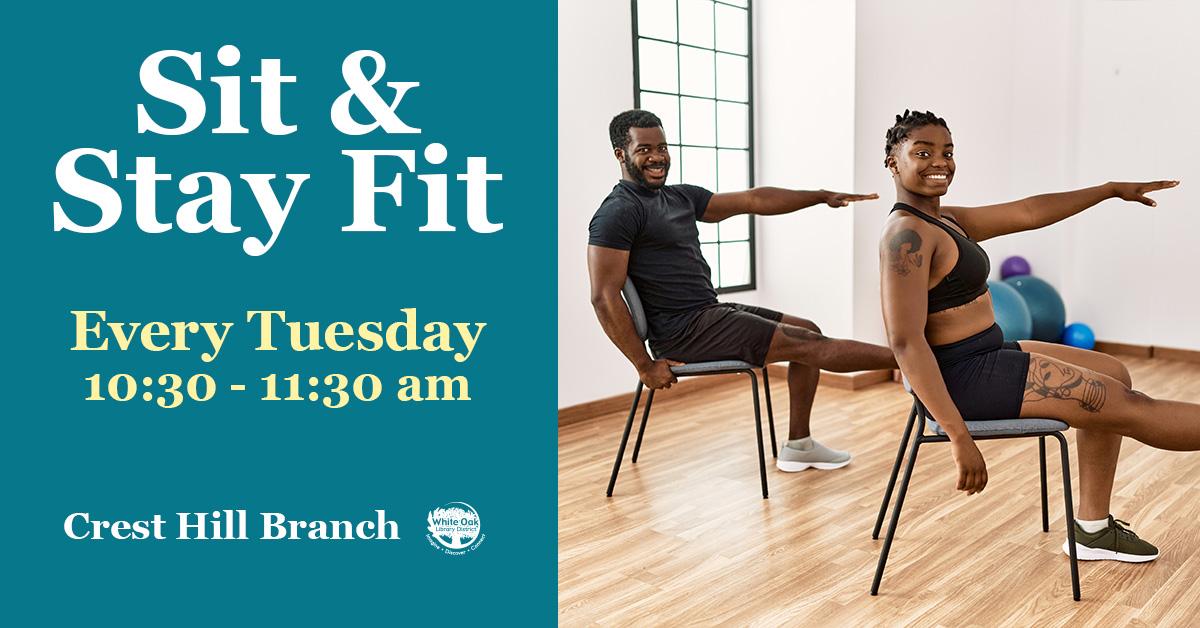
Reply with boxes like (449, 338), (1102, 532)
(651, 303), (784, 366)
(931, 323), (1031, 420)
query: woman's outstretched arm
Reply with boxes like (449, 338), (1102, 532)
(880, 217), (989, 494)
(947, 180), (1179, 242)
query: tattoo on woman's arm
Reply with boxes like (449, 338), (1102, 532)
(888, 229), (924, 276)
(1024, 358), (1107, 412)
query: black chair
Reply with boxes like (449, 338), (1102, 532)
(606, 279), (778, 499)
(871, 389), (1081, 600)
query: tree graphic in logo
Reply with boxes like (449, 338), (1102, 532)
(426, 502), (481, 550)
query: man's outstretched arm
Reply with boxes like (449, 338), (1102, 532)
(587, 245), (680, 389)
(702, 188), (878, 222)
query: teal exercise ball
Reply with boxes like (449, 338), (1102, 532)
(1003, 275), (1066, 342)
(1063, 323), (1096, 350)
(987, 280), (1032, 342)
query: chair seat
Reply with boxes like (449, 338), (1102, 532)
(926, 417), (1069, 437)
(670, 360), (758, 375)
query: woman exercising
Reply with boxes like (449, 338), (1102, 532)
(879, 109), (1188, 563)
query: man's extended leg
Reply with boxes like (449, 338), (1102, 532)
(766, 319), (897, 471)
(763, 322), (897, 373)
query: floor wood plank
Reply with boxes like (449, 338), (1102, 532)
(559, 357), (1200, 626)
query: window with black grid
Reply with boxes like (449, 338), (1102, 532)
(632, 0), (755, 292)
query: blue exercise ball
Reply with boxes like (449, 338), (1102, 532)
(1003, 275), (1066, 342)
(987, 280), (1032, 342)
(1063, 323), (1096, 350)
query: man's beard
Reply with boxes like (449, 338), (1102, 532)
(625, 159), (669, 189)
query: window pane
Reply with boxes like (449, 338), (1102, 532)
(719, 241), (751, 287)
(716, 53), (748, 101)
(638, 39), (678, 93)
(701, 243), (720, 287)
(680, 97), (715, 146)
(637, 0), (677, 42)
(681, 146), (716, 190)
(679, 47), (715, 98)
(634, 0), (755, 293)
(719, 214), (749, 241)
(639, 92), (679, 142)
(716, 101), (749, 148)
(678, 0), (715, 48)
(717, 149), (748, 192)
(715, 4), (748, 54)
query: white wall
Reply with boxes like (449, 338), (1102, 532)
(558, 0), (858, 409)
(560, 0), (1200, 409)
(1068, 0), (1200, 350)
(852, 0), (1200, 351)
(749, 0), (857, 339)
(852, 0), (1077, 344)
(558, 1), (637, 409)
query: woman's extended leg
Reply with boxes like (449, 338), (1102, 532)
(1018, 342), (1130, 520)
(1017, 349), (1191, 561)
(1020, 352), (1200, 450)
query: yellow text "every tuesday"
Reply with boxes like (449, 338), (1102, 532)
(69, 309), (486, 364)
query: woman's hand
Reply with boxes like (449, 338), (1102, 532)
(1109, 180), (1180, 207)
(950, 438), (988, 495)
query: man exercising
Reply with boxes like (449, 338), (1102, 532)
(588, 109), (898, 470)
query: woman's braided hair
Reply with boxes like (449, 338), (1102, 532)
(884, 109), (950, 166)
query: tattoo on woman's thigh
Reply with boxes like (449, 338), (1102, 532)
(1024, 357), (1107, 412)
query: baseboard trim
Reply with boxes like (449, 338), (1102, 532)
(559, 367), (894, 426)
(1094, 340), (1200, 363)
(1093, 340), (1153, 358)
(562, 342), (1200, 426)
(767, 365), (894, 391)
(558, 372), (742, 427)
(1152, 346), (1200, 363)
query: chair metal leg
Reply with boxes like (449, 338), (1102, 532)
(762, 367), (778, 458)
(606, 382), (644, 497)
(631, 389), (656, 463)
(1054, 432), (1081, 601)
(871, 427), (922, 595)
(1039, 436), (1049, 533)
(747, 371), (769, 499)
(873, 402), (919, 539)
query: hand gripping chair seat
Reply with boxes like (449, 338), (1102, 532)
(606, 279), (778, 499)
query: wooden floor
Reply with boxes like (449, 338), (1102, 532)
(559, 357), (1200, 626)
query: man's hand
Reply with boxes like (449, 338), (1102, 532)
(1109, 180), (1180, 207)
(825, 191), (880, 208)
(950, 438), (988, 495)
(638, 358), (684, 389)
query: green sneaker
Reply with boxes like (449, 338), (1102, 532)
(1062, 516), (1159, 563)
(776, 437), (851, 472)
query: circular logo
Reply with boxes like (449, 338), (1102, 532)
(425, 502), (484, 554)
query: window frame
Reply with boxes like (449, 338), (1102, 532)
(630, 0), (757, 294)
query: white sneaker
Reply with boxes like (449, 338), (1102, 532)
(776, 438), (851, 472)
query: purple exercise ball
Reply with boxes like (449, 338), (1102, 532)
(1001, 256), (1032, 279)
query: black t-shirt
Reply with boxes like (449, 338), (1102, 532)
(588, 180), (717, 343)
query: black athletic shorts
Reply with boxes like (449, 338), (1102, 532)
(931, 323), (1031, 420)
(651, 302), (783, 366)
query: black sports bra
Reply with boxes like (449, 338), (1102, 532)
(891, 203), (990, 313)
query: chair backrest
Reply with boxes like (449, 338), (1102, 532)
(621, 278), (649, 341)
